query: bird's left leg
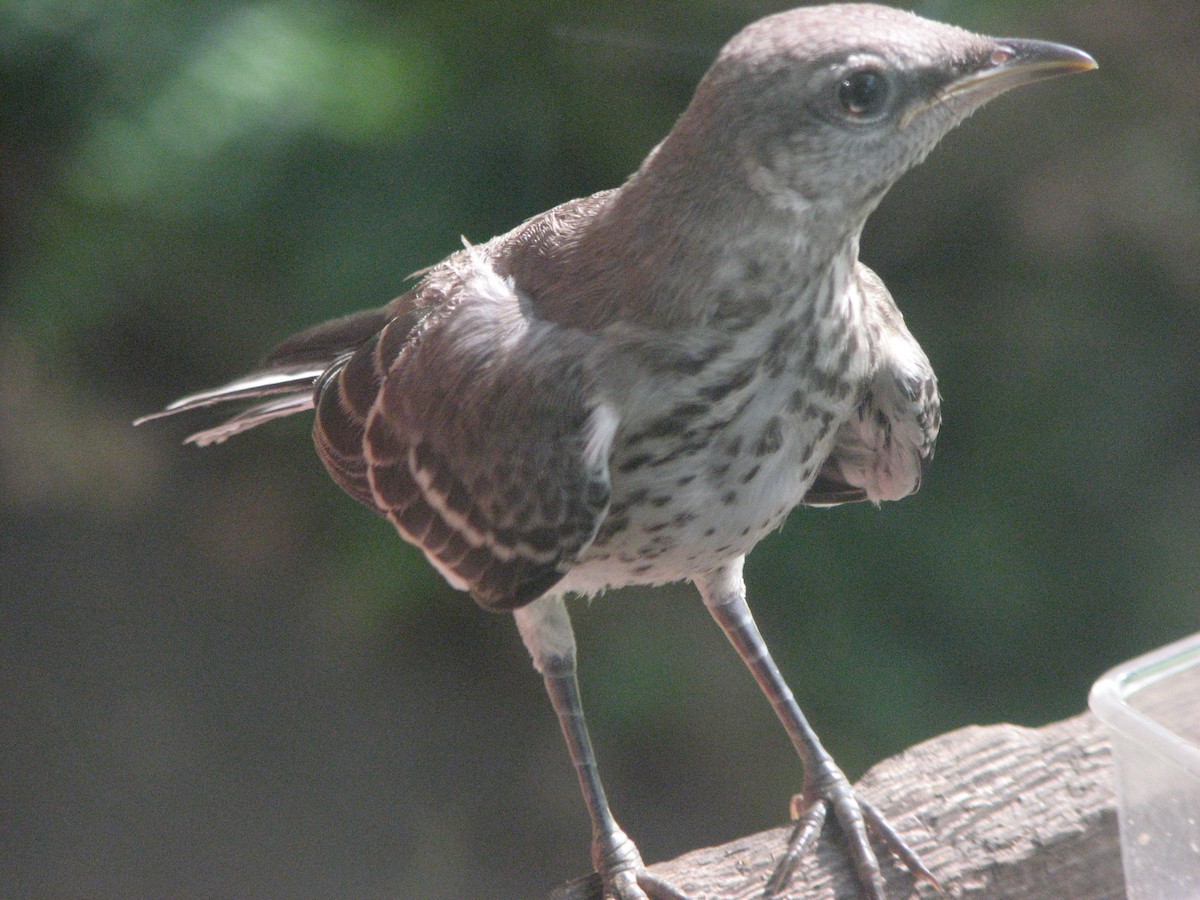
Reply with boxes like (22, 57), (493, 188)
(514, 594), (690, 900)
(694, 559), (939, 900)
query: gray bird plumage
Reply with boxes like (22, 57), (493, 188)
(138, 5), (1094, 898)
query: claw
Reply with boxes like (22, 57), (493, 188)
(831, 788), (887, 900)
(588, 867), (690, 900)
(766, 778), (937, 900)
(859, 797), (944, 893)
(764, 799), (826, 897)
(636, 871), (692, 900)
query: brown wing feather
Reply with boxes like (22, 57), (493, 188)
(313, 301), (432, 509)
(343, 242), (613, 611)
(145, 191), (618, 611)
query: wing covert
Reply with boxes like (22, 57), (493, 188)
(803, 264), (941, 506)
(339, 251), (614, 610)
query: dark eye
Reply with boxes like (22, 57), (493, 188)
(837, 69), (889, 117)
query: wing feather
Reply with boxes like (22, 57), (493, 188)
(142, 191), (619, 610)
(803, 264), (940, 506)
(320, 248), (614, 610)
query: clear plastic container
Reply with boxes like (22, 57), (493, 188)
(1089, 631), (1200, 900)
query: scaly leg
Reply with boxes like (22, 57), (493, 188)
(694, 560), (940, 899)
(515, 595), (689, 900)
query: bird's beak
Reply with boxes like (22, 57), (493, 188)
(900, 38), (1096, 129)
(940, 38), (1098, 103)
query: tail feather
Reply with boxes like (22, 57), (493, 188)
(183, 391), (317, 447)
(135, 305), (396, 444)
(133, 364), (326, 426)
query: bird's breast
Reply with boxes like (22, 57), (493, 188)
(568, 298), (873, 591)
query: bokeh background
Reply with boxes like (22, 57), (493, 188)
(2, 1), (1197, 897)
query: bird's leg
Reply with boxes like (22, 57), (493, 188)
(695, 560), (939, 900)
(515, 595), (690, 900)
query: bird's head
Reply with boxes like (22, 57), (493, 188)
(667, 3), (1096, 230)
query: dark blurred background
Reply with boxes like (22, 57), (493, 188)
(1, 1), (1196, 897)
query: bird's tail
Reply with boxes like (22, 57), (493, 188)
(135, 307), (390, 446)
(133, 364), (328, 446)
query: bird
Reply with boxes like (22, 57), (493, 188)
(136, 5), (1096, 899)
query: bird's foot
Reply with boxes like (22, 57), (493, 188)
(599, 869), (690, 900)
(764, 763), (941, 900)
(594, 827), (691, 900)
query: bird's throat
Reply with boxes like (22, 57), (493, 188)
(596, 168), (862, 333)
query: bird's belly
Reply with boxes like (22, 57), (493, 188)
(565, 395), (847, 593)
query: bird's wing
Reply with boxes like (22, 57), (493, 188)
(310, 298), (435, 508)
(315, 244), (615, 611)
(802, 264), (940, 506)
(139, 190), (619, 610)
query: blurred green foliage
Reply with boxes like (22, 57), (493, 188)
(2, 1), (1198, 897)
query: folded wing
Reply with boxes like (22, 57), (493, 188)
(138, 196), (621, 611)
(803, 263), (941, 506)
(316, 245), (615, 611)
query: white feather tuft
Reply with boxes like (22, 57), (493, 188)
(460, 236), (519, 308)
(583, 402), (620, 472)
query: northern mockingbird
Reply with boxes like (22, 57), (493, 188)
(138, 5), (1095, 898)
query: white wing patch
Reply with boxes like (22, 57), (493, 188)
(461, 236), (520, 309)
(583, 402), (620, 472)
(422, 549), (473, 591)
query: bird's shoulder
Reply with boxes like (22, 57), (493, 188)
(404, 188), (619, 319)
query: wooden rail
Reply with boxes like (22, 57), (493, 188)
(550, 713), (1123, 899)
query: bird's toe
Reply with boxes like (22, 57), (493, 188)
(765, 775), (939, 899)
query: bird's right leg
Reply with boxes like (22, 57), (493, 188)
(695, 560), (939, 900)
(515, 595), (689, 900)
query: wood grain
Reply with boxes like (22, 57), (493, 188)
(550, 713), (1123, 899)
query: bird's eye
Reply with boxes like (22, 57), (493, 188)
(837, 69), (889, 118)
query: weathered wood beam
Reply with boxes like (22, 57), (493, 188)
(551, 713), (1122, 899)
